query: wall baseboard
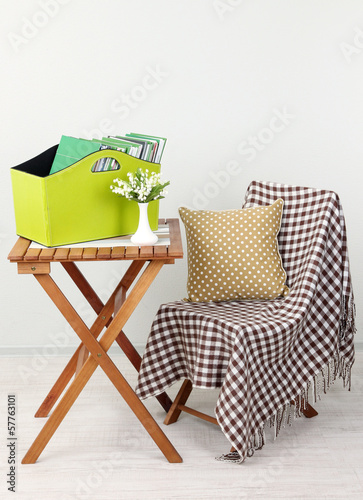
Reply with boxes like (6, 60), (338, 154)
(1, 342), (362, 358)
(0, 344), (145, 358)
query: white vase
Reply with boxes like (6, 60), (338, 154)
(131, 202), (158, 246)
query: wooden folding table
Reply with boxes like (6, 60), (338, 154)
(7, 218), (183, 464)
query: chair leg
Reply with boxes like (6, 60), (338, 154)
(290, 398), (319, 419)
(302, 402), (318, 418)
(164, 379), (193, 425)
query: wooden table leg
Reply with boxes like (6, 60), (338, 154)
(24, 261), (182, 464)
(61, 261), (104, 314)
(75, 345), (89, 375)
(35, 261), (144, 417)
(63, 262), (105, 377)
(115, 330), (172, 413)
(34, 279), (122, 417)
(164, 379), (193, 425)
(24, 353), (182, 464)
(113, 272), (173, 413)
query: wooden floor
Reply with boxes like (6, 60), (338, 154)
(1, 352), (362, 500)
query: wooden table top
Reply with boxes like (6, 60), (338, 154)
(8, 218), (183, 263)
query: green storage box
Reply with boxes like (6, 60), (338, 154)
(10, 145), (160, 247)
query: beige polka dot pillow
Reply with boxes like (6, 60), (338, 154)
(179, 199), (289, 302)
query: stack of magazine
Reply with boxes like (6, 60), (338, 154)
(49, 133), (167, 175)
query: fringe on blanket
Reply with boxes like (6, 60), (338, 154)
(216, 293), (356, 464)
(216, 352), (354, 464)
(340, 293), (356, 340)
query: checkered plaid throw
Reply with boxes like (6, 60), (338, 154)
(135, 181), (356, 462)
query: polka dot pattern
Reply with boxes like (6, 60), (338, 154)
(179, 199), (289, 302)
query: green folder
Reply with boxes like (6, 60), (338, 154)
(100, 137), (142, 157)
(116, 135), (153, 161)
(127, 133), (167, 163)
(49, 136), (102, 175)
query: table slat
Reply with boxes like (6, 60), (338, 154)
(54, 248), (70, 260)
(69, 248), (84, 260)
(125, 246), (139, 258)
(8, 237), (32, 261)
(24, 248), (42, 261)
(153, 245), (168, 258)
(82, 248), (97, 260)
(97, 247), (112, 259)
(111, 246), (126, 259)
(39, 248), (56, 260)
(139, 246), (154, 259)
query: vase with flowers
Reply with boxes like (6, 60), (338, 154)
(110, 168), (170, 245)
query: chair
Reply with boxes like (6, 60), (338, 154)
(135, 181), (356, 462)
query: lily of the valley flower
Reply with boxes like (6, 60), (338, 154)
(110, 168), (169, 203)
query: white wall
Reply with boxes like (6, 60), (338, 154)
(1, 0), (362, 357)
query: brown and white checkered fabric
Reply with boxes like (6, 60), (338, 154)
(135, 181), (356, 462)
